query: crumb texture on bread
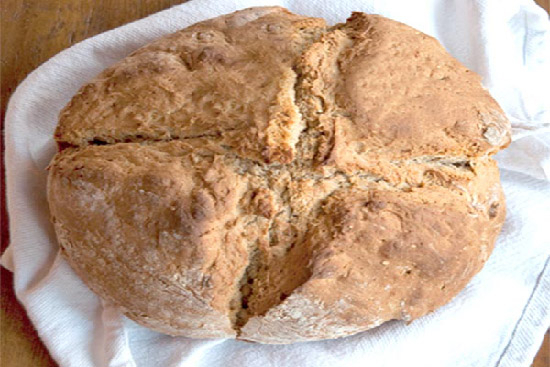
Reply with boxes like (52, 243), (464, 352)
(48, 7), (510, 344)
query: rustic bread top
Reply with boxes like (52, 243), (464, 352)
(48, 7), (510, 344)
(55, 8), (509, 163)
(55, 7), (325, 163)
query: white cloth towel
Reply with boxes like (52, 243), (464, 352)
(3, 0), (550, 366)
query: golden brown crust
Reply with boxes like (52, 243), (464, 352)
(55, 6), (326, 164)
(298, 13), (510, 169)
(48, 141), (254, 337)
(47, 8), (510, 344)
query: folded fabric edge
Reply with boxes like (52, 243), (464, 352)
(99, 300), (138, 367)
(494, 256), (550, 367)
(1, 245), (15, 272)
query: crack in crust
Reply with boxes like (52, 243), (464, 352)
(47, 7), (511, 343)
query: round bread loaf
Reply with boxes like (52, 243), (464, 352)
(47, 7), (511, 344)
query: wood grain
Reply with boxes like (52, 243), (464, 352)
(1, 1), (548, 366)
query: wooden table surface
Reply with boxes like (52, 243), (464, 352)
(1, 1), (549, 366)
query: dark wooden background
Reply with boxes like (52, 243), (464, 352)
(1, 1), (549, 366)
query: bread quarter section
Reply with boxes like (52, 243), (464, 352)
(48, 140), (265, 337)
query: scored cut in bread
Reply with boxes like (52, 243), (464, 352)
(47, 7), (510, 344)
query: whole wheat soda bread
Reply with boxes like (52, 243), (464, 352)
(47, 7), (510, 344)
